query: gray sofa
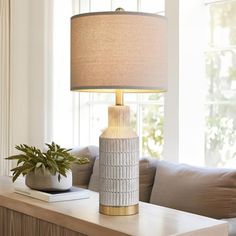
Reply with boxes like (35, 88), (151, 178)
(71, 146), (236, 236)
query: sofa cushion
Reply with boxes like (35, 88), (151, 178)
(70, 146), (99, 188)
(88, 157), (158, 202)
(150, 160), (236, 219)
(139, 157), (158, 202)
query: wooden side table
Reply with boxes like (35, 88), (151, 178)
(0, 176), (228, 236)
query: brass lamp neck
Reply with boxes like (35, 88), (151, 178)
(115, 90), (124, 106)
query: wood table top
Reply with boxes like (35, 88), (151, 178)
(0, 176), (228, 236)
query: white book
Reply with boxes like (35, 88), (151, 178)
(14, 183), (89, 202)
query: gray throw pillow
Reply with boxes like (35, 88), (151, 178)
(139, 157), (158, 202)
(150, 160), (236, 219)
(70, 146), (99, 188)
(88, 157), (99, 192)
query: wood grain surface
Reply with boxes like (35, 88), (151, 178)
(0, 176), (228, 236)
(0, 206), (86, 236)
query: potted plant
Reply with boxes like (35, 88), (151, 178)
(5, 142), (89, 191)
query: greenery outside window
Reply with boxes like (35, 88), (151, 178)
(205, 0), (236, 167)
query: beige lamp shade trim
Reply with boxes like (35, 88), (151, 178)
(71, 11), (167, 92)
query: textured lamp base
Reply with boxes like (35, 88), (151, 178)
(99, 106), (139, 216)
(99, 204), (139, 216)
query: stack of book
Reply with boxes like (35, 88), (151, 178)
(14, 182), (89, 202)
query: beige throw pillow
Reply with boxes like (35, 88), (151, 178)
(150, 161), (236, 219)
(70, 146), (99, 188)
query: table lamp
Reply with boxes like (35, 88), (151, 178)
(71, 10), (167, 216)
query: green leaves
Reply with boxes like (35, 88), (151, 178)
(5, 142), (90, 182)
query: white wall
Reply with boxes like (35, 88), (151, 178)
(0, 0), (11, 175)
(10, 0), (52, 154)
(10, 0), (29, 154)
(27, 0), (53, 148)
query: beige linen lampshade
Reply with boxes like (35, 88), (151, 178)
(71, 11), (167, 92)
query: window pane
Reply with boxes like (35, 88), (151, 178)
(205, 104), (236, 167)
(91, 0), (111, 12)
(140, 0), (164, 13)
(205, 1), (236, 167)
(124, 93), (138, 103)
(129, 104), (138, 132)
(208, 1), (236, 47)
(141, 93), (164, 103)
(112, 0), (137, 11)
(91, 93), (114, 104)
(79, 0), (90, 13)
(205, 50), (236, 102)
(142, 104), (164, 158)
(90, 104), (109, 145)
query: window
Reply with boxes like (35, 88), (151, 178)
(52, 0), (165, 158)
(52, 0), (236, 165)
(205, 0), (236, 167)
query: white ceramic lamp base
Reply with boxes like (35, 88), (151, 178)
(99, 105), (139, 216)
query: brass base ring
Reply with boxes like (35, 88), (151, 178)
(99, 204), (139, 216)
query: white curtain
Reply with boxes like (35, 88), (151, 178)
(0, 0), (11, 175)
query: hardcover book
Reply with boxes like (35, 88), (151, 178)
(14, 183), (89, 202)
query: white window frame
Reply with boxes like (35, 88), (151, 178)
(164, 0), (206, 165)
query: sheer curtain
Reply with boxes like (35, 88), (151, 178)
(0, 0), (11, 175)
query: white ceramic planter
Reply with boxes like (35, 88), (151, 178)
(25, 169), (72, 191)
